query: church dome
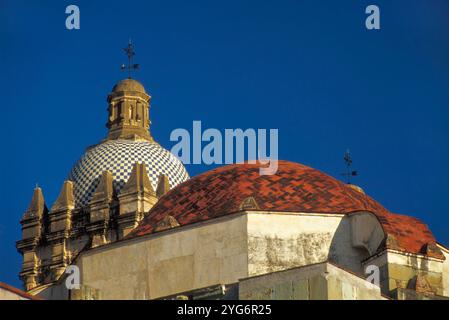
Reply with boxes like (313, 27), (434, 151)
(68, 139), (189, 207)
(133, 160), (390, 227)
(112, 78), (146, 93)
(131, 160), (441, 259)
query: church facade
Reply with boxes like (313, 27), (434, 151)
(16, 78), (449, 300)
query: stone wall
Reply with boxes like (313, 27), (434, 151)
(364, 250), (446, 298)
(247, 212), (370, 275)
(438, 244), (449, 297)
(77, 214), (248, 299)
(239, 262), (384, 300)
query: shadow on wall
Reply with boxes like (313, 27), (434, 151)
(328, 212), (385, 276)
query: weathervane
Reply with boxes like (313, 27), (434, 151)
(121, 39), (139, 79)
(342, 150), (358, 184)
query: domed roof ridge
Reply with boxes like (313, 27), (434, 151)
(130, 160), (441, 259)
(132, 160), (390, 231)
(111, 78), (146, 93)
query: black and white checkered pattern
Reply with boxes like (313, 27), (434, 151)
(68, 140), (189, 207)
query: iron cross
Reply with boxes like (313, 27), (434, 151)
(342, 149), (358, 184)
(121, 40), (139, 79)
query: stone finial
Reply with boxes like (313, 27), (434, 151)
(385, 234), (399, 250)
(154, 215), (180, 232)
(48, 181), (74, 238)
(347, 184), (365, 194)
(423, 243), (444, 259)
(90, 171), (114, 203)
(117, 162), (158, 239)
(17, 187), (48, 291)
(239, 196), (260, 211)
(156, 174), (170, 198)
(88, 171), (115, 247)
(23, 187), (47, 220)
(120, 162), (155, 196)
(50, 181), (75, 212)
(19, 187), (47, 243)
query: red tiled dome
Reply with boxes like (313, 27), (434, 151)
(131, 160), (442, 259)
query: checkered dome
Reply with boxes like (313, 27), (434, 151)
(68, 139), (189, 207)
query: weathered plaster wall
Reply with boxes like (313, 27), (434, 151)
(389, 252), (443, 296)
(77, 214), (248, 299)
(239, 262), (383, 300)
(246, 212), (368, 276)
(364, 250), (445, 298)
(438, 245), (449, 297)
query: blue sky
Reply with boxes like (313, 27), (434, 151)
(1, 0), (448, 288)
